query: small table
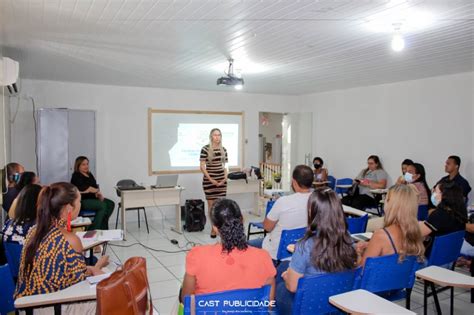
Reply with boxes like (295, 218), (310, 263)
(329, 289), (415, 314)
(416, 266), (474, 315)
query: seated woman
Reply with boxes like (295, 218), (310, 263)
(8, 172), (40, 218)
(2, 184), (42, 245)
(277, 188), (357, 315)
(396, 159), (414, 184)
(70, 156), (114, 230)
(356, 184), (425, 266)
(419, 181), (468, 257)
(342, 155), (388, 210)
(2, 162), (25, 214)
(403, 163), (431, 207)
(15, 182), (108, 299)
(312, 157), (328, 183)
(181, 198), (276, 301)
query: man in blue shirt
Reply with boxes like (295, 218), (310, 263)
(437, 155), (471, 199)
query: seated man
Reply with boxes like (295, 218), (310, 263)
(436, 155), (471, 200)
(248, 165), (313, 264)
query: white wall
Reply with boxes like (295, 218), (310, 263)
(12, 79), (300, 219)
(301, 72), (474, 201)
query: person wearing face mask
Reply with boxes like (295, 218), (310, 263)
(403, 163), (431, 207)
(418, 181), (467, 257)
(312, 157), (328, 183)
(396, 159), (414, 184)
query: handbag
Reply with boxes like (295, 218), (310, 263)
(228, 171), (248, 183)
(96, 257), (153, 315)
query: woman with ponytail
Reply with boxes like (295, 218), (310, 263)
(181, 198), (276, 300)
(15, 182), (109, 299)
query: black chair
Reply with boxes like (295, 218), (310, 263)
(115, 179), (149, 233)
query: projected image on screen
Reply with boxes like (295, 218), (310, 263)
(149, 110), (243, 174)
(169, 124), (239, 167)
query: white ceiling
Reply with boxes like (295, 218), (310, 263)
(0, 0), (473, 95)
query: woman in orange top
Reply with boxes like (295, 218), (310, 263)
(181, 198), (276, 300)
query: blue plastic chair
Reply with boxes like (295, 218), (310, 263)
(421, 230), (465, 315)
(346, 214), (369, 234)
(417, 204), (429, 221)
(335, 178), (353, 197)
(292, 268), (360, 315)
(276, 227), (306, 263)
(247, 200), (275, 241)
(0, 264), (15, 315)
(355, 254), (421, 309)
(4, 242), (23, 280)
(327, 175), (336, 190)
(183, 285), (271, 315)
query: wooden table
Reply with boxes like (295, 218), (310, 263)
(119, 186), (184, 238)
(329, 289), (415, 314)
(416, 266), (474, 315)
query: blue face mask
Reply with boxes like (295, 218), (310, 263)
(404, 172), (414, 183)
(431, 192), (439, 206)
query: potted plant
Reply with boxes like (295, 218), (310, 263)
(265, 180), (273, 189)
(273, 172), (282, 183)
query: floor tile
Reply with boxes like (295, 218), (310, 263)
(150, 279), (181, 299)
(153, 296), (179, 315)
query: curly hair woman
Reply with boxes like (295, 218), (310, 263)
(181, 198), (276, 300)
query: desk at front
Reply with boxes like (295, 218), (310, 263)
(119, 186), (184, 239)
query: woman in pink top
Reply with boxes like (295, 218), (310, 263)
(404, 163), (432, 207)
(181, 199), (276, 301)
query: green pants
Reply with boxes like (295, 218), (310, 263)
(81, 198), (115, 230)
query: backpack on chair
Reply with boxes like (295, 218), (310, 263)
(184, 199), (206, 232)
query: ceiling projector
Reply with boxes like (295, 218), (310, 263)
(216, 59), (244, 90)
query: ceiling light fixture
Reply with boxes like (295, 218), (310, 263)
(391, 23), (405, 52)
(216, 58), (244, 90)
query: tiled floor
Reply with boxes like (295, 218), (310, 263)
(105, 213), (473, 315)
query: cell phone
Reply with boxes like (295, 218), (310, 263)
(83, 230), (97, 239)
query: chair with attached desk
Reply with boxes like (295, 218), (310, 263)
(292, 268), (360, 315)
(4, 242), (22, 281)
(183, 285), (271, 315)
(346, 214), (369, 234)
(276, 227), (307, 265)
(247, 200), (275, 241)
(355, 254), (421, 309)
(0, 264), (15, 315)
(419, 230), (465, 315)
(327, 175), (336, 190)
(115, 179), (149, 233)
(335, 178), (353, 197)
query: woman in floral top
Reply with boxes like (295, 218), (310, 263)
(2, 184), (41, 245)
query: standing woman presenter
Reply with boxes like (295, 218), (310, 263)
(200, 128), (228, 238)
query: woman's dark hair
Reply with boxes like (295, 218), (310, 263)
(23, 182), (79, 276)
(16, 172), (37, 191)
(313, 157), (324, 166)
(14, 184), (42, 223)
(74, 156), (89, 173)
(412, 163), (433, 208)
(301, 188), (356, 272)
(402, 159), (414, 166)
(363, 155), (383, 176)
(211, 198), (247, 254)
(437, 181), (467, 224)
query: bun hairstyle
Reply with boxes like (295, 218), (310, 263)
(23, 182), (79, 276)
(211, 198), (248, 253)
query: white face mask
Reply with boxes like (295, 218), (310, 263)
(404, 172), (414, 183)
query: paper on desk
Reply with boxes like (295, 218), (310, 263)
(77, 230), (123, 242)
(87, 272), (112, 285)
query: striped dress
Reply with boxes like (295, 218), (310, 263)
(200, 145), (228, 200)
